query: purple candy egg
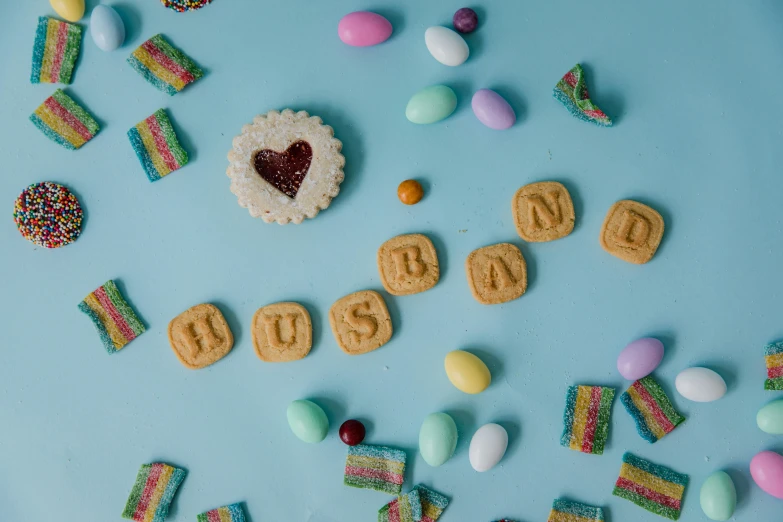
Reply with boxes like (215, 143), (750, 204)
(472, 89), (515, 130)
(617, 337), (664, 380)
(453, 7), (478, 34)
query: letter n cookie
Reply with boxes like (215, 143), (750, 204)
(512, 181), (575, 242)
(252, 302), (312, 362)
(329, 290), (392, 355)
(377, 233), (440, 296)
(168, 303), (234, 369)
(465, 243), (527, 304)
(600, 200), (664, 264)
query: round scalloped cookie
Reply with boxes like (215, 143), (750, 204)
(227, 109), (345, 225)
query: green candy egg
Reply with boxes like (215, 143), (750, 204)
(757, 399), (783, 434)
(287, 399), (328, 443)
(419, 412), (458, 466)
(700, 471), (736, 521)
(406, 85), (457, 124)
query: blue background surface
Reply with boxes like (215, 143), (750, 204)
(1, 1), (782, 520)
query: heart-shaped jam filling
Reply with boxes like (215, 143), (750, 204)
(253, 141), (313, 199)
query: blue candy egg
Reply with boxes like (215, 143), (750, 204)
(90, 5), (125, 51)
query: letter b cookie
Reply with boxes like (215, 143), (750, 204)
(600, 200), (664, 264)
(466, 243), (527, 304)
(377, 233), (439, 296)
(252, 302), (312, 362)
(512, 181), (575, 242)
(329, 290), (392, 355)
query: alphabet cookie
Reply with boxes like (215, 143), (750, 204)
(251, 302), (312, 362)
(512, 181), (574, 242)
(329, 290), (392, 355)
(377, 233), (439, 296)
(168, 303), (234, 369)
(466, 243), (527, 304)
(227, 109), (345, 224)
(600, 200), (664, 264)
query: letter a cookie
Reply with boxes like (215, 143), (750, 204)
(600, 200), (664, 264)
(512, 181), (575, 242)
(377, 233), (440, 296)
(329, 290), (393, 355)
(252, 302), (312, 362)
(465, 243), (527, 304)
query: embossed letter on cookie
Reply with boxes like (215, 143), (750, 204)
(377, 233), (440, 296)
(329, 290), (392, 355)
(512, 181), (575, 242)
(600, 200), (664, 264)
(252, 302), (312, 362)
(466, 243), (527, 305)
(168, 303), (234, 369)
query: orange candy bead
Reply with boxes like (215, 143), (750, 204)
(397, 179), (424, 205)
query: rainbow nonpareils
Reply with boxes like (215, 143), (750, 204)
(13, 182), (82, 248)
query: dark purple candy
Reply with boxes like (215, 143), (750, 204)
(453, 8), (478, 34)
(339, 419), (366, 446)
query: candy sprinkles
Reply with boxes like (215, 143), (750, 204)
(161, 0), (214, 12)
(13, 182), (83, 248)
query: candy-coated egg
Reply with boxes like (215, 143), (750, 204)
(472, 89), (515, 130)
(287, 400), (328, 443)
(90, 5), (125, 52)
(469, 423), (507, 472)
(424, 26), (469, 66)
(444, 350), (491, 394)
(757, 400), (783, 434)
(338, 12), (392, 47)
(617, 337), (664, 380)
(675, 367), (726, 402)
(50, 0), (85, 22)
(751, 451), (783, 499)
(419, 413), (458, 467)
(700, 471), (736, 521)
(406, 85), (457, 124)
(339, 419), (365, 446)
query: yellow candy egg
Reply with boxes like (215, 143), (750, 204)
(50, 0), (85, 22)
(444, 350), (491, 394)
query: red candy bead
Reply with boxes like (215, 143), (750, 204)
(339, 420), (366, 446)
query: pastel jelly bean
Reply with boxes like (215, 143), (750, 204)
(758, 400), (783, 434)
(750, 451), (783, 499)
(419, 413), (458, 467)
(338, 12), (392, 47)
(50, 0), (85, 22)
(675, 367), (726, 402)
(444, 350), (490, 394)
(617, 337), (664, 380)
(472, 89), (515, 130)
(90, 5), (125, 51)
(406, 85), (457, 124)
(700, 471), (736, 521)
(469, 423), (507, 472)
(287, 399), (328, 443)
(424, 26), (469, 66)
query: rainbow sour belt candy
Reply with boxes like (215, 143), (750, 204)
(128, 109), (189, 181)
(613, 452), (688, 520)
(128, 34), (203, 95)
(122, 463), (186, 522)
(31, 17), (82, 84)
(548, 498), (604, 522)
(413, 484), (449, 522)
(378, 489), (422, 522)
(764, 340), (783, 390)
(344, 444), (406, 495)
(561, 385), (615, 455)
(553, 64), (612, 127)
(196, 503), (246, 522)
(79, 280), (145, 354)
(621, 375), (685, 443)
(30, 89), (99, 150)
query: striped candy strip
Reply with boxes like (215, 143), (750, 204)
(196, 503), (246, 522)
(128, 109), (189, 181)
(78, 280), (145, 354)
(122, 463), (186, 522)
(620, 375), (685, 443)
(378, 489), (422, 522)
(548, 498), (604, 522)
(344, 444), (406, 495)
(128, 34), (203, 95)
(413, 484), (449, 522)
(30, 89), (99, 150)
(764, 341), (783, 390)
(613, 453), (688, 520)
(561, 385), (615, 455)
(553, 64), (612, 127)
(31, 17), (82, 85)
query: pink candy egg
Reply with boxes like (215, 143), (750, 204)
(617, 337), (664, 380)
(338, 11), (392, 47)
(751, 451), (783, 499)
